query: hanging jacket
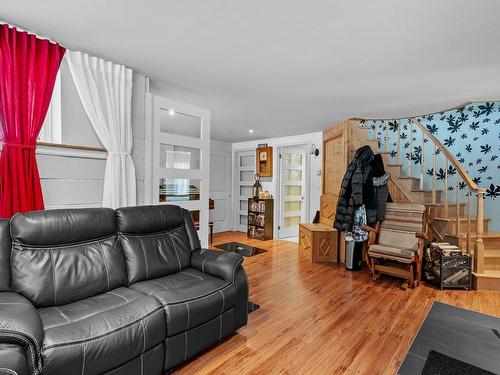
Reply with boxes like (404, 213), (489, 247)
(334, 146), (376, 232)
(368, 153), (390, 223)
(372, 172), (390, 221)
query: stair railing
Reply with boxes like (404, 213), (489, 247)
(411, 117), (486, 274)
(350, 115), (486, 276)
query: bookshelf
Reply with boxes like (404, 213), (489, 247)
(247, 198), (274, 240)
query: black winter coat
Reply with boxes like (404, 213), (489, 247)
(334, 146), (376, 232)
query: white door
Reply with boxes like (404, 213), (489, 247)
(234, 150), (255, 232)
(145, 94), (211, 247)
(210, 149), (231, 233)
(279, 146), (308, 239)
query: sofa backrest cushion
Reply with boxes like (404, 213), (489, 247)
(115, 205), (200, 284)
(10, 208), (126, 307)
(0, 219), (11, 292)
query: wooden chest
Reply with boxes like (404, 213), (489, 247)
(299, 223), (338, 263)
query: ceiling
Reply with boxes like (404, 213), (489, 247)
(2, 0), (500, 142)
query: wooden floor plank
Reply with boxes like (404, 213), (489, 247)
(173, 231), (500, 375)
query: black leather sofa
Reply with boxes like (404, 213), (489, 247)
(0, 205), (248, 375)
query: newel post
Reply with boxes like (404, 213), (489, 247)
(474, 190), (485, 275)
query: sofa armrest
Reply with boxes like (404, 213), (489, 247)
(0, 343), (30, 375)
(0, 292), (43, 375)
(191, 249), (244, 283)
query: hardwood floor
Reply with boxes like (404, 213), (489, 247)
(174, 231), (500, 375)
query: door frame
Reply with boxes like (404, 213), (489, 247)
(275, 142), (311, 239)
(210, 147), (232, 233)
(232, 148), (256, 232)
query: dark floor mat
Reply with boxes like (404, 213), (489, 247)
(248, 301), (260, 313)
(422, 350), (495, 375)
(216, 242), (267, 257)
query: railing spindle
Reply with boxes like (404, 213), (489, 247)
(475, 191), (485, 274)
(385, 122), (389, 152)
(456, 177), (460, 243)
(396, 120), (401, 165)
(467, 190), (471, 254)
(374, 121), (379, 145)
(408, 121), (413, 176)
(444, 159), (449, 218)
(432, 144), (436, 204)
(420, 132), (425, 190)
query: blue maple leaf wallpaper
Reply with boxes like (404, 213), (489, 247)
(359, 101), (500, 231)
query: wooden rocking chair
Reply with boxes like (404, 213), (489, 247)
(363, 203), (429, 288)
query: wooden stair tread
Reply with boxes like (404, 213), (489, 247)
(411, 189), (443, 193)
(433, 216), (490, 222)
(398, 176), (420, 180)
(428, 202), (466, 207)
(387, 164), (402, 167)
(473, 270), (500, 278)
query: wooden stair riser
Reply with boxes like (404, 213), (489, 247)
(484, 257), (500, 270)
(407, 190), (442, 204)
(430, 204), (466, 217)
(386, 165), (402, 179)
(433, 218), (490, 235)
(444, 235), (500, 252)
(473, 274), (500, 291)
(396, 177), (421, 191)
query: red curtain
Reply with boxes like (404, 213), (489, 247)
(0, 24), (65, 218)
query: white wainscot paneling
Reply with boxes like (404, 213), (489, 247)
(37, 154), (71, 179)
(41, 179), (103, 206)
(70, 157), (106, 180)
(37, 152), (106, 208)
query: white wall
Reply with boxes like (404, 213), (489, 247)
(232, 132), (323, 237)
(59, 61), (103, 148)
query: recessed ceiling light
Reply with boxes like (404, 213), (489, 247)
(249, 129), (254, 133)
(168, 109), (175, 115)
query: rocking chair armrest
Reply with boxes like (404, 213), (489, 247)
(360, 225), (378, 233)
(415, 232), (427, 240)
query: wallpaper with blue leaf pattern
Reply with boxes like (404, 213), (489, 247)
(359, 101), (500, 231)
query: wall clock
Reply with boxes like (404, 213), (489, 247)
(256, 146), (273, 177)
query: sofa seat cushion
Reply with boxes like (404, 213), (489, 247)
(130, 268), (236, 337)
(37, 287), (165, 375)
(368, 244), (415, 260)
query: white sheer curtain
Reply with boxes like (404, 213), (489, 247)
(66, 51), (136, 208)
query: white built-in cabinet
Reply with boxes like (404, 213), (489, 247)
(145, 94), (211, 247)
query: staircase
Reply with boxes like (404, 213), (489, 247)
(350, 118), (500, 291)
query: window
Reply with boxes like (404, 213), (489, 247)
(37, 71), (62, 143)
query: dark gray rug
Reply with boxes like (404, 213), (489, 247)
(422, 350), (495, 375)
(398, 302), (500, 375)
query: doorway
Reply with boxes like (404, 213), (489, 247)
(278, 145), (308, 239)
(233, 150), (256, 232)
(145, 94), (211, 247)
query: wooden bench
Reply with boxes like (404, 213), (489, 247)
(299, 223), (338, 263)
